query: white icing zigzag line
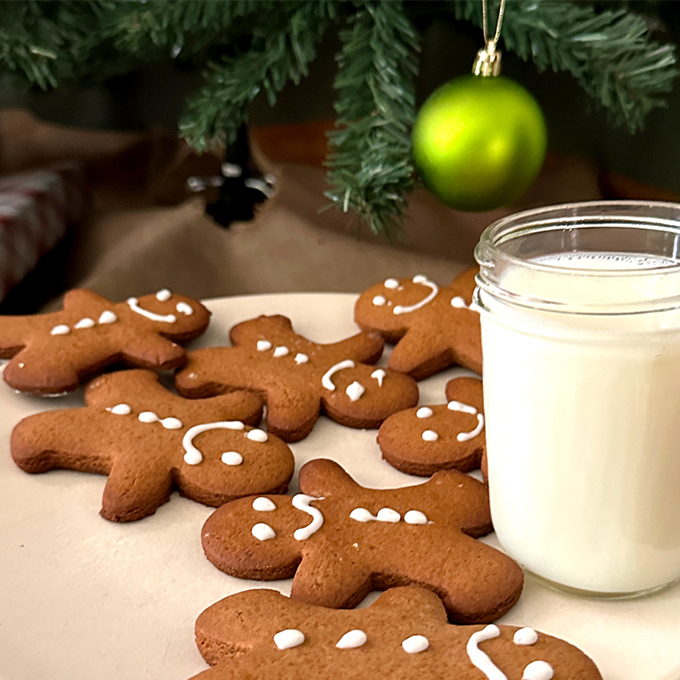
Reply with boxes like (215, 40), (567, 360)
(321, 359), (355, 391)
(182, 421), (245, 465)
(127, 297), (176, 323)
(467, 625), (506, 680)
(393, 275), (439, 315)
(292, 494), (324, 540)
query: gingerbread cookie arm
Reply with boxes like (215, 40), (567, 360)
(61, 288), (111, 311)
(0, 315), (31, 358)
(266, 389), (321, 442)
(326, 330), (384, 365)
(386, 327), (452, 379)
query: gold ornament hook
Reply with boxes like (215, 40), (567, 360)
(473, 0), (506, 77)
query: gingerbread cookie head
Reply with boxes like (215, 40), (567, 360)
(354, 268), (481, 378)
(378, 376), (485, 476)
(0, 288), (211, 394)
(10, 369), (297, 522)
(192, 587), (603, 680)
(176, 315), (419, 442)
(202, 459), (524, 623)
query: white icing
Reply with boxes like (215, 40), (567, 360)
(292, 494), (324, 540)
(416, 407), (433, 419)
(372, 295), (387, 306)
(273, 629), (305, 650)
(349, 508), (374, 522)
(376, 507), (401, 523)
(252, 523), (276, 541)
(458, 414), (484, 442)
(402, 635), (429, 653)
(161, 417), (182, 430)
(98, 310), (117, 324)
(273, 346), (289, 358)
(404, 510), (428, 525)
(384, 278), (399, 289)
(139, 411), (160, 423)
(156, 289), (172, 301)
(371, 369), (386, 386)
(127, 297), (176, 323)
(467, 625), (504, 680)
(522, 661), (554, 680)
(246, 429), (268, 442)
(295, 353), (309, 364)
(257, 340), (272, 351)
(393, 275), (439, 315)
(346, 381), (365, 401)
(182, 421), (245, 464)
(176, 301), (193, 315)
(252, 497), (277, 511)
(447, 400), (478, 416)
(321, 359), (355, 390)
(50, 324), (70, 336)
(336, 630), (367, 649)
(422, 430), (439, 442)
(221, 451), (243, 466)
(109, 403), (131, 415)
(451, 295), (471, 309)
(75, 317), (95, 329)
(513, 628), (538, 646)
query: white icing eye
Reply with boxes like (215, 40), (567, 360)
(402, 635), (429, 653)
(109, 403), (131, 415)
(273, 346), (289, 358)
(50, 324), (70, 336)
(349, 508), (373, 522)
(522, 660), (554, 680)
(404, 510), (428, 525)
(183, 450), (202, 465)
(75, 318), (95, 329)
(295, 353), (309, 364)
(156, 289), (172, 301)
(336, 630), (367, 649)
(139, 411), (160, 423)
(257, 340), (272, 351)
(422, 430), (439, 442)
(371, 369), (386, 386)
(413, 274), (427, 284)
(247, 429), (268, 442)
(176, 302), (193, 315)
(222, 451), (243, 466)
(161, 417), (183, 430)
(345, 381), (365, 401)
(98, 310), (117, 324)
(384, 278), (399, 289)
(252, 497), (276, 511)
(376, 508), (400, 523)
(372, 295), (387, 306)
(416, 407), (433, 419)
(451, 295), (467, 309)
(273, 629), (305, 650)
(514, 628), (538, 646)
(252, 523), (276, 541)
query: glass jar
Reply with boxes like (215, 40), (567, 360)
(474, 200), (680, 598)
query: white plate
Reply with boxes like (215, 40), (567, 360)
(1, 293), (679, 680)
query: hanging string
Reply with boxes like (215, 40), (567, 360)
(482, 0), (507, 54)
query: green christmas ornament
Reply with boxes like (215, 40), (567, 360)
(412, 0), (547, 212)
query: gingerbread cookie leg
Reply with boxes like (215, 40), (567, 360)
(4, 348), (82, 395)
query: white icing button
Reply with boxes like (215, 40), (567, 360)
(295, 353), (309, 364)
(50, 324), (70, 336)
(176, 301), (193, 315)
(98, 310), (117, 324)
(221, 451), (243, 466)
(336, 629), (367, 649)
(349, 508), (373, 522)
(273, 346), (289, 358)
(371, 369), (386, 386)
(416, 407), (433, 419)
(514, 627), (538, 646)
(257, 340), (272, 351)
(402, 635), (429, 654)
(139, 411), (159, 423)
(183, 450), (203, 465)
(109, 403), (132, 415)
(273, 629), (305, 650)
(404, 510), (428, 525)
(251, 523), (276, 541)
(376, 508), (401, 523)
(246, 429), (268, 442)
(345, 381), (365, 401)
(75, 317), (95, 329)
(451, 296), (467, 308)
(252, 497), (276, 511)
(422, 430), (439, 442)
(522, 660), (554, 680)
(372, 295), (387, 306)
(161, 417), (183, 430)
(156, 289), (172, 301)
(384, 278), (399, 289)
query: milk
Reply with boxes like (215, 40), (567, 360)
(478, 252), (680, 594)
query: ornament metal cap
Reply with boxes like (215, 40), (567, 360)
(473, 44), (502, 77)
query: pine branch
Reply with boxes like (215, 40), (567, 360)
(325, 0), (420, 239)
(452, 0), (679, 132)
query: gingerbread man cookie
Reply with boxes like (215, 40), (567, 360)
(354, 268), (481, 379)
(192, 587), (602, 680)
(0, 288), (210, 394)
(202, 458), (523, 623)
(10, 370), (296, 522)
(175, 315), (419, 442)
(378, 376), (485, 476)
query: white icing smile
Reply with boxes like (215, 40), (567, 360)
(182, 421), (244, 465)
(321, 359), (355, 391)
(127, 297), (176, 323)
(292, 494), (324, 540)
(393, 275), (439, 315)
(447, 401), (485, 442)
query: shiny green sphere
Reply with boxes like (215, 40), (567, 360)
(412, 74), (547, 211)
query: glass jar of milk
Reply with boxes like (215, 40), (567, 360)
(474, 200), (680, 598)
